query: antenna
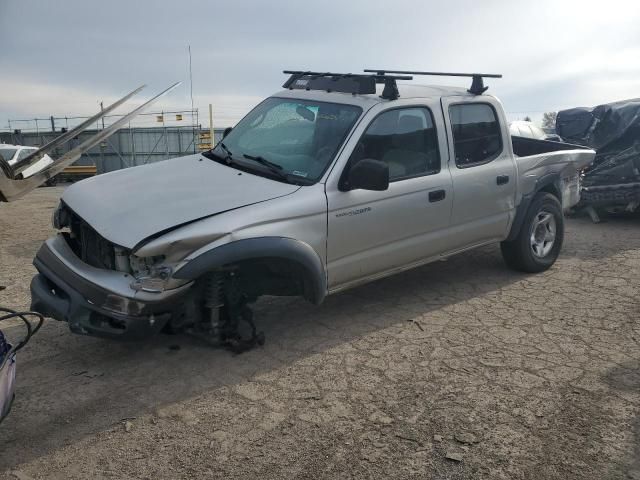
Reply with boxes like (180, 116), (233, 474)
(364, 69), (502, 95)
(188, 45), (195, 153)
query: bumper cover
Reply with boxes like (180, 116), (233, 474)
(30, 236), (191, 340)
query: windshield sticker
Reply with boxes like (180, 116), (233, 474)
(292, 170), (308, 178)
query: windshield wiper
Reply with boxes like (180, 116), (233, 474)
(243, 153), (283, 170)
(218, 142), (233, 161)
(242, 153), (289, 182)
(203, 142), (235, 164)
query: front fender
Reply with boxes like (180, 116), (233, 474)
(172, 237), (327, 304)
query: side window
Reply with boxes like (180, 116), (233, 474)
(449, 104), (503, 167)
(350, 107), (440, 181)
(17, 149), (33, 161)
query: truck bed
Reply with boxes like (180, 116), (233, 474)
(511, 135), (592, 157)
(511, 135), (596, 209)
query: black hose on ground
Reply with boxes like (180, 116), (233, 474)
(0, 308), (44, 355)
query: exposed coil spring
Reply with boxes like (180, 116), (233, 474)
(203, 271), (224, 310)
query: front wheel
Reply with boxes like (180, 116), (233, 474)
(501, 192), (564, 273)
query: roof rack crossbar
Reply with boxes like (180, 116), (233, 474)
(364, 69), (502, 95)
(283, 70), (412, 80)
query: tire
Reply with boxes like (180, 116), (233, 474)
(501, 192), (564, 273)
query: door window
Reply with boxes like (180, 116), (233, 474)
(349, 107), (440, 181)
(16, 149), (34, 161)
(0, 147), (18, 163)
(449, 103), (503, 167)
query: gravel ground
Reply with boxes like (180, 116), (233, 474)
(0, 186), (639, 479)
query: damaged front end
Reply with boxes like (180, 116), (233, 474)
(33, 200), (193, 338)
(3, 82), (203, 340)
(30, 234), (192, 339)
(35, 202), (265, 352)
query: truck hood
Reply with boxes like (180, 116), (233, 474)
(62, 154), (300, 249)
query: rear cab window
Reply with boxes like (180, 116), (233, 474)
(449, 103), (503, 167)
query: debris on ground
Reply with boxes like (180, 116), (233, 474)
(395, 433), (423, 446)
(9, 471), (34, 480)
(455, 432), (480, 444)
(369, 411), (394, 425)
(155, 405), (199, 426)
(445, 452), (464, 462)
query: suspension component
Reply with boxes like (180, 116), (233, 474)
(187, 270), (265, 354)
(203, 271), (225, 335)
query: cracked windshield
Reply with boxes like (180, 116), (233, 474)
(217, 97), (361, 182)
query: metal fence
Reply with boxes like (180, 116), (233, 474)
(0, 109), (228, 174)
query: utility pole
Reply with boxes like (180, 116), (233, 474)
(163, 110), (169, 159)
(209, 104), (214, 147)
(188, 45), (196, 153)
(99, 101), (105, 172)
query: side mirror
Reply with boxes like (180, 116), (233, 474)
(347, 159), (389, 191)
(223, 127), (233, 139)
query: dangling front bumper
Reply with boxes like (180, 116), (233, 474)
(30, 236), (192, 340)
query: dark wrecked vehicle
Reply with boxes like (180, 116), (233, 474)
(556, 98), (640, 218)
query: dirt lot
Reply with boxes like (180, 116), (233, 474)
(0, 186), (639, 479)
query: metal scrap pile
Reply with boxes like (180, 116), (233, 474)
(556, 98), (640, 218)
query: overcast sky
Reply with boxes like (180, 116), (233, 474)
(1, 0), (639, 130)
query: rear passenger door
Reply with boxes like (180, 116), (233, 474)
(441, 97), (516, 251)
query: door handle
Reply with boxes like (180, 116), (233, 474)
(497, 175), (510, 185)
(429, 189), (446, 202)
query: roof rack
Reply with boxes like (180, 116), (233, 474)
(282, 70), (412, 100)
(364, 69), (502, 95)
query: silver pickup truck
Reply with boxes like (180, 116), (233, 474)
(13, 71), (595, 349)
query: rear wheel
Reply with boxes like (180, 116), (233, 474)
(501, 192), (564, 273)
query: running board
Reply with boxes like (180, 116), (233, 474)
(0, 82), (181, 202)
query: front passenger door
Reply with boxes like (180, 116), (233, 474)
(325, 103), (453, 290)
